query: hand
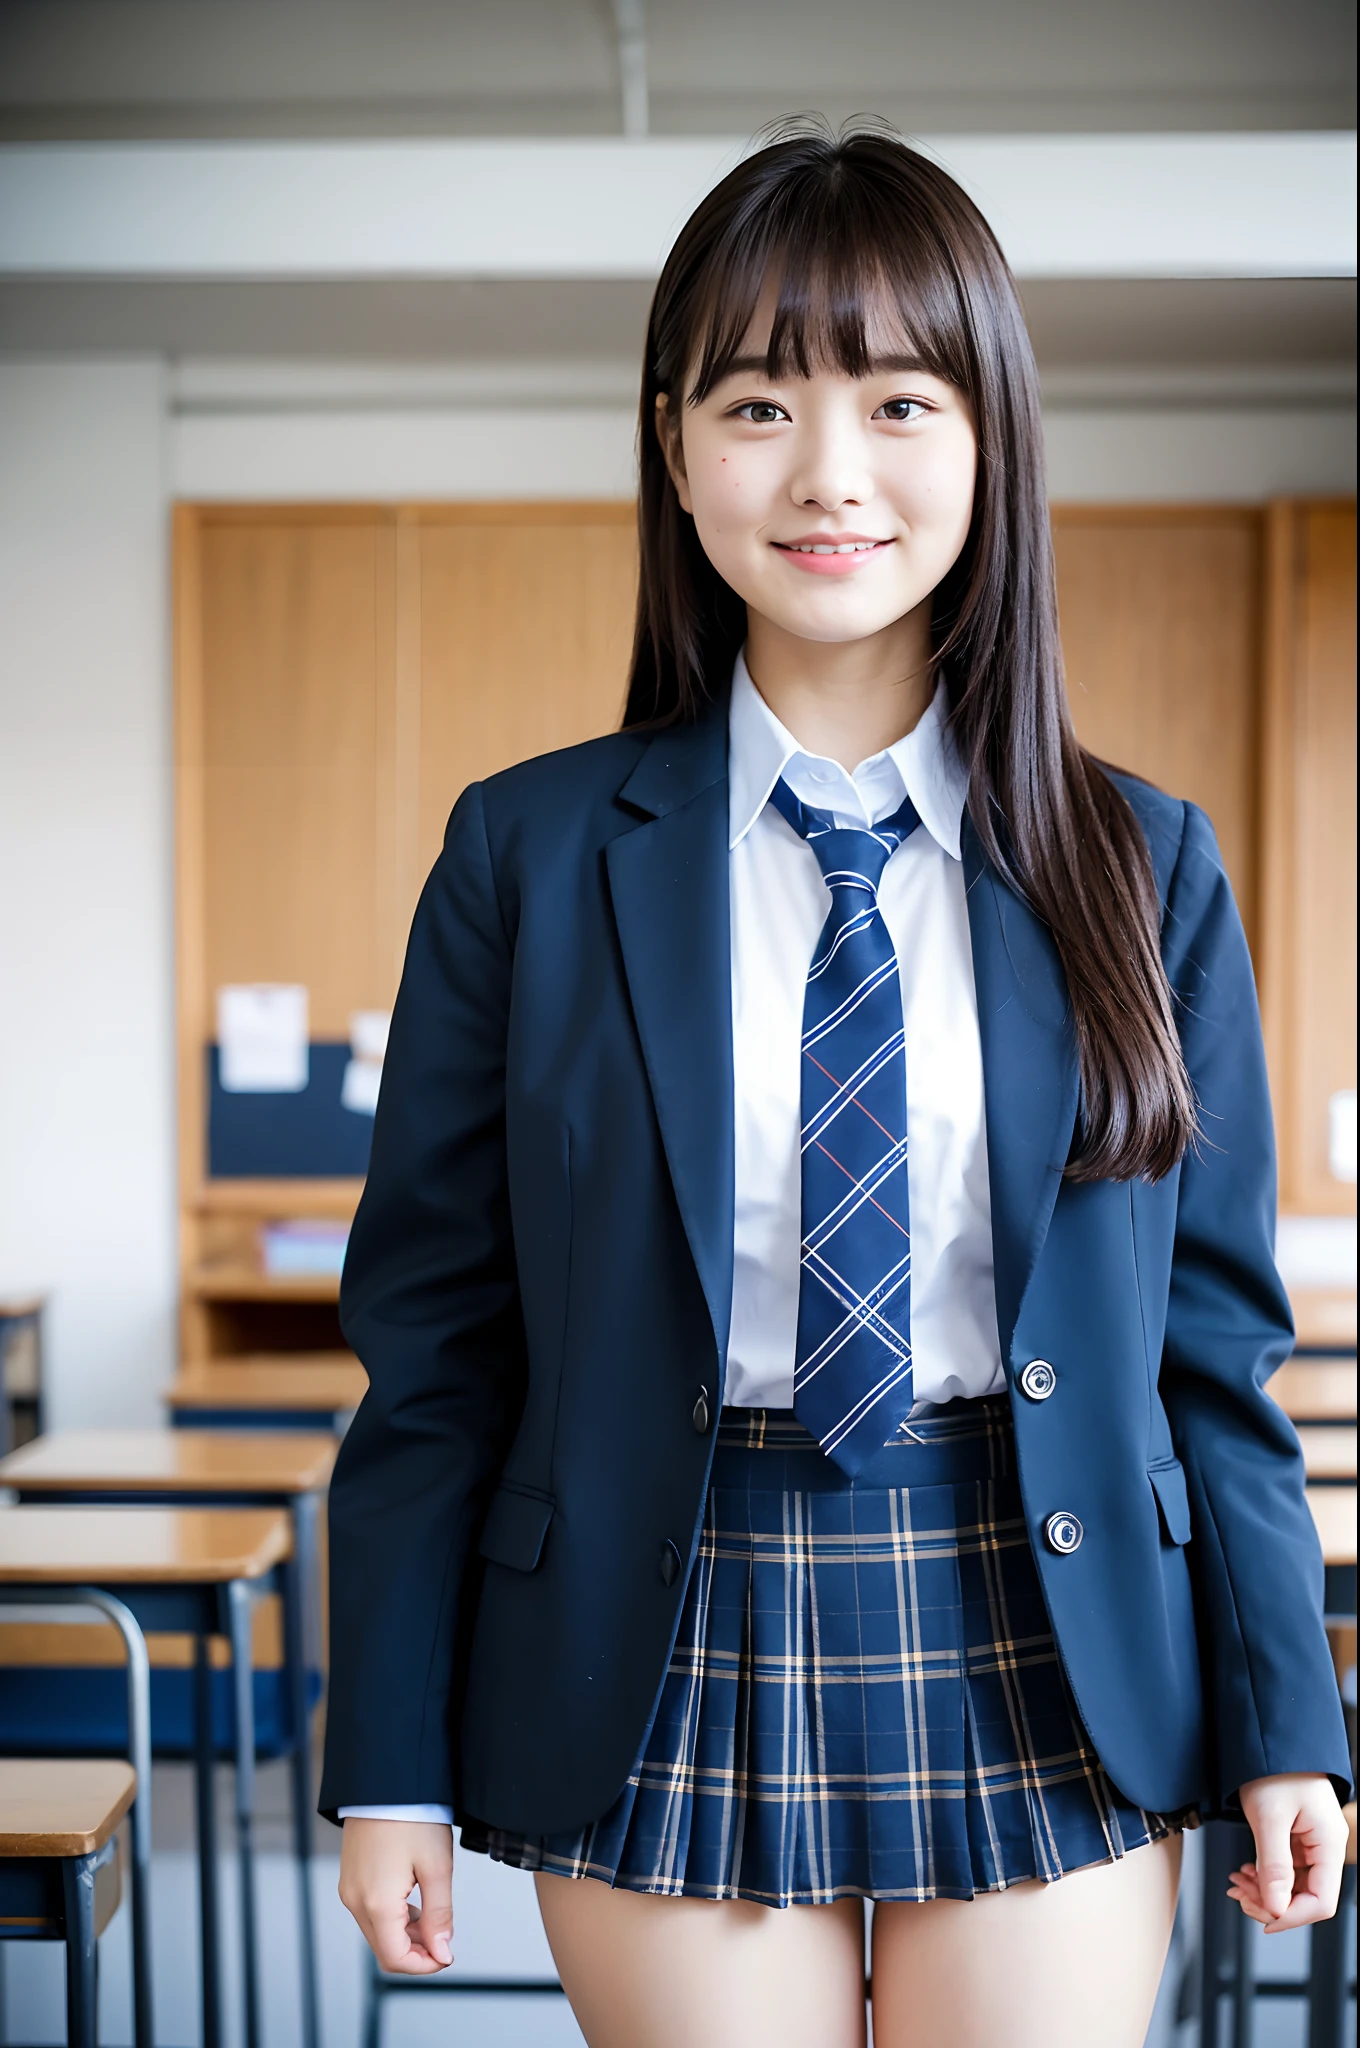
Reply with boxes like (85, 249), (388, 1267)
(1230, 1774), (1349, 1932)
(338, 1818), (454, 1973)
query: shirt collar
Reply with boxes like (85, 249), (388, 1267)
(727, 648), (968, 859)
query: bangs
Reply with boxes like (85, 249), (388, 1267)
(676, 160), (978, 404)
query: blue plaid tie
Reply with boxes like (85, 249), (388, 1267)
(769, 776), (923, 1474)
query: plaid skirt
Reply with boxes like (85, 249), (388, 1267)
(461, 1397), (1190, 1906)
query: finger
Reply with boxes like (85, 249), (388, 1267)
(410, 1848), (455, 1969)
(1260, 1849), (1345, 1933)
(1246, 1804), (1298, 1920)
(366, 1896), (445, 1976)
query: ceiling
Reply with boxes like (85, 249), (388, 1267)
(1, 276), (1353, 386)
(0, 0), (1354, 139)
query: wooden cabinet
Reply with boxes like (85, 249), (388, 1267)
(1052, 507), (1264, 946)
(173, 496), (1355, 1369)
(173, 503), (636, 1363)
(1259, 502), (1357, 1215)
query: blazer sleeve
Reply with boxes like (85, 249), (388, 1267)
(318, 783), (525, 1819)
(1158, 801), (1352, 1808)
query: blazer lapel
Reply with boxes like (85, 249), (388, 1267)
(606, 706), (735, 1368)
(963, 822), (1081, 1365)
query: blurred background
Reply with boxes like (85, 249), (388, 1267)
(0, 4), (1354, 2045)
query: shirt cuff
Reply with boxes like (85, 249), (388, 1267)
(337, 1804), (455, 1825)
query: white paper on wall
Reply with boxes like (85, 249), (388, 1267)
(350, 1011), (391, 1062)
(217, 984), (309, 1093)
(342, 1009), (391, 1116)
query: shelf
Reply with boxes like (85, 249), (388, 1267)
(190, 1180), (364, 1219)
(188, 1265), (341, 1303)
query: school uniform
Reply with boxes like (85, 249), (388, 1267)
(321, 658), (1350, 1902)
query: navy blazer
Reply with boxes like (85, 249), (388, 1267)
(320, 697), (1351, 1833)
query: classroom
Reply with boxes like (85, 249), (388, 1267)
(0, 6), (1355, 2046)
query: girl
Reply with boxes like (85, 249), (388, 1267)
(322, 127), (1351, 2047)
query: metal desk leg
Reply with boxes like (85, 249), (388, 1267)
(1307, 1862), (1356, 2048)
(194, 1631), (223, 2048)
(227, 1579), (262, 2048)
(86, 1591), (154, 2048)
(61, 1850), (99, 2048)
(284, 1494), (320, 2048)
(1231, 1882), (1255, 2048)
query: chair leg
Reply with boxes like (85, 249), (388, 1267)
(194, 1631), (223, 2048)
(1200, 1819), (1256, 2048)
(1307, 1862), (1356, 2048)
(362, 1947), (385, 2048)
(1230, 1881), (1255, 2048)
(284, 1525), (321, 2048)
(227, 1578), (262, 2048)
(61, 1851), (100, 2048)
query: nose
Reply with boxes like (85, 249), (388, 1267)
(787, 414), (874, 515)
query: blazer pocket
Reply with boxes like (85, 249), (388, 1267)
(1147, 1458), (1192, 1547)
(478, 1482), (555, 1573)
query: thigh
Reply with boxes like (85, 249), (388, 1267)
(534, 1871), (868, 2048)
(870, 1834), (1182, 2048)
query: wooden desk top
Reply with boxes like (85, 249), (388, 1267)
(0, 1297), (44, 1322)
(1307, 1487), (1358, 1567)
(0, 1760), (136, 1858)
(1299, 1426), (1359, 1481)
(167, 1357), (368, 1413)
(0, 1506), (291, 1583)
(1269, 1359), (1357, 1421)
(0, 1429), (336, 1494)
(1290, 1287), (1358, 1351)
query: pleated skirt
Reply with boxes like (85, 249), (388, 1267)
(461, 1397), (1191, 1906)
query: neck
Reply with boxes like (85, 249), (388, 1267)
(743, 601), (935, 771)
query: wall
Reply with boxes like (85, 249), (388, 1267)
(0, 355), (1354, 1431)
(0, 358), (175, 1427)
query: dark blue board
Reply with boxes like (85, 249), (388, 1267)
(207, 1041), (374, 1178)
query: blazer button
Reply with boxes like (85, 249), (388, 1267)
(1044, 1511), (1084, 1556)
(659, 1540), (683, 1587)
(692, 1387), (711, 1434)
(1019, 1359), (1057, 1402)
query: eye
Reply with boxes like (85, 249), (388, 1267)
(731, 400), (790, 425)
(875, 397), (930, 422)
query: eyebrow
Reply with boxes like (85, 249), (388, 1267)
(712, 352), (932, 381)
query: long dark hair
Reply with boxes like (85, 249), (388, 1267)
(625, 123), (1195, 1184)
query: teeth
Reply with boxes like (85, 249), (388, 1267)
(791, 541), (878, 554)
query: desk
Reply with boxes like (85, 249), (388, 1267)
(1290, 1287), (1358, 1353)
(1308, 1487), (1359, 1569)
(0, 1432), (332, 2048)
(0, 1759), (136, 2048)
(1298, 1426), (1359, 1482)
(166, 1353), (367, 1433)
(0, 1506), (289, 2048)
(1269, 1359), (1357, 1422)
(0, 1295), (44, 1454)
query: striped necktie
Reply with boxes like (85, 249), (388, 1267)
(769, 776), (922, 1474)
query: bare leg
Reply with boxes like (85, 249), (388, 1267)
(870, 1833), (1182, 2048)
(534, 1871), (867, 2048)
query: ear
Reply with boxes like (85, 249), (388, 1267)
(654, 393), (694, 516)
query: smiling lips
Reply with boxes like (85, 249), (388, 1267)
(773, 535), (893, 576)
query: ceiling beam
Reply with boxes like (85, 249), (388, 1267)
(0, 133), (1353, 280)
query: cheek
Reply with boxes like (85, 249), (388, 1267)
(690, 449), (770, 537)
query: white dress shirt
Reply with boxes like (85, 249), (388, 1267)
(726, 652), (1003, 1409)
(340, 654), (1004, 1825)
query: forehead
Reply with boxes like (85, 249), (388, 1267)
(687, 255), (952, 401)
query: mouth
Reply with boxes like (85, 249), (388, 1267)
(772, 536), (894, 576)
